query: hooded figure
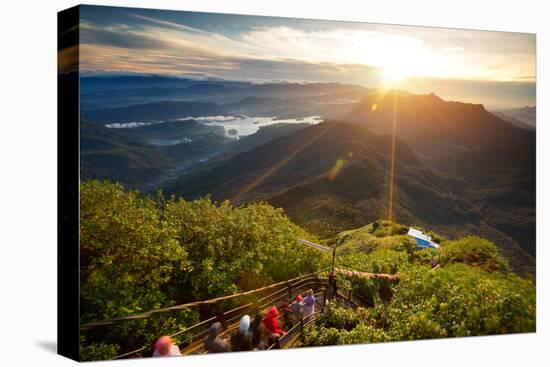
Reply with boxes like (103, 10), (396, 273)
(263, 306), (284, 337)
(152, 336), (181, 357)
(303, 289), (315, 317)
(292, 294), (304, 321)
(250, 312), (267, 350)
(230, 315), (253, 352)
(204, 322), (228, 353)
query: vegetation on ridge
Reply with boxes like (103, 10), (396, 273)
(302, 221), (535, 347)
(79, 180), (328, 360)
(79, 182), (535, 359)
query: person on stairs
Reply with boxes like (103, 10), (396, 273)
(303, 289), (315, 317)
(250, 311), (267, 350)
(152, 336), (181, 357)
(204, 322), (229, 353)
(291, 294), (304, 323)
(230, 315), (253, 352)
(263, 306), (285, 346)
(281, 303), (293, 330)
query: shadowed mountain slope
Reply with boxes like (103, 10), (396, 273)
(161, 120), (534, 273)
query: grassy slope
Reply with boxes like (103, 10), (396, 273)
(302, 220), (535, 344)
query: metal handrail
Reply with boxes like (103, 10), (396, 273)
(89, 264), (396, 360)
(179, 284), (328, 356)
(82, 268), (331, 330)
(111, 275), (329, 359)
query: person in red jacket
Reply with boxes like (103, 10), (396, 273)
(263, 306), (285, 340)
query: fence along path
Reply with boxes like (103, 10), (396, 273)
(80, 266), (399, 359)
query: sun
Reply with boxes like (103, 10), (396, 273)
(379, 65), (413, 90)
(382, 65), (410, 83)
(375, 41), (431, 87)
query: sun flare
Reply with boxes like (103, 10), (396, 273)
(382, 66), (409, 83)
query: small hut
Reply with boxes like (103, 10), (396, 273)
(407, 228), (440, 249)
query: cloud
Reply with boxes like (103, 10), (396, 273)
(129, 13), (217, 36)
(80, 21), (171, 49)
(442, 46), (464, 52)
(238, 26), (427, 66)
(77, 12), (535, 84)
(222, 57), (382, 84)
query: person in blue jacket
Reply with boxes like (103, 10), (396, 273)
(303, 289), (315, 316)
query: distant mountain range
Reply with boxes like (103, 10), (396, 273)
(83, 101), (226, 124)
(491, 106), (536, 130)
(80, 75), (369, 110)
(344, 91), (533, 158)
(81, 94), (363, 125)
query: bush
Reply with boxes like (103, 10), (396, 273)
(303, 322), (392, 346)
(411, 247), (439, 266)
(370, 220), (408, 237)
(439, 236), (510, 272)
(340, 323), (392, 344)
(340, 248), (408, 275)
(305, 262), (535, 346)
(80, 180), (188, 322)
(164, 196), (329, 300)
(79, 339), (119, 361)
(317, 303), (361, 330)
(383, 263), (535, 338)
(302, 305), (392, 346)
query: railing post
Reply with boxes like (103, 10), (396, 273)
(287, 282), (293, 301)
(328, 274), (338, 301)
(300, 316), (304, 338)
(330, 246), (336, 278)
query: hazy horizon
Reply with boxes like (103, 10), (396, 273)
(74, 5), (536, 109)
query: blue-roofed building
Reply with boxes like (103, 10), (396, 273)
(407, 228), (440, 249)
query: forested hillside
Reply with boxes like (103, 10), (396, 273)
(79, 180), (328, 360)
(79, 181), (535, 360)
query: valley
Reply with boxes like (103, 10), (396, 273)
(79, 76), (536, 275)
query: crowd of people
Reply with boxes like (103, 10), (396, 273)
(152, 289), (316, 357)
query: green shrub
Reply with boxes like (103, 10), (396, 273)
(303, 322), (392, 346)
(411, 247), (439, 266)
(317, 303), (361, 330)
(305, 263), (535, 346)
(439, 236), (510, 272)
(340, 323), (392, 344)
(79, 341), (120, 361)
(164, 196), (329, 300)
(383, 264), (535, 338)
(80, 180), (188, 322)
(340, 248), (408, 275)
(370, 220), (408, 237)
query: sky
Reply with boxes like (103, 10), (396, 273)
(77, 5), (536, 109)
